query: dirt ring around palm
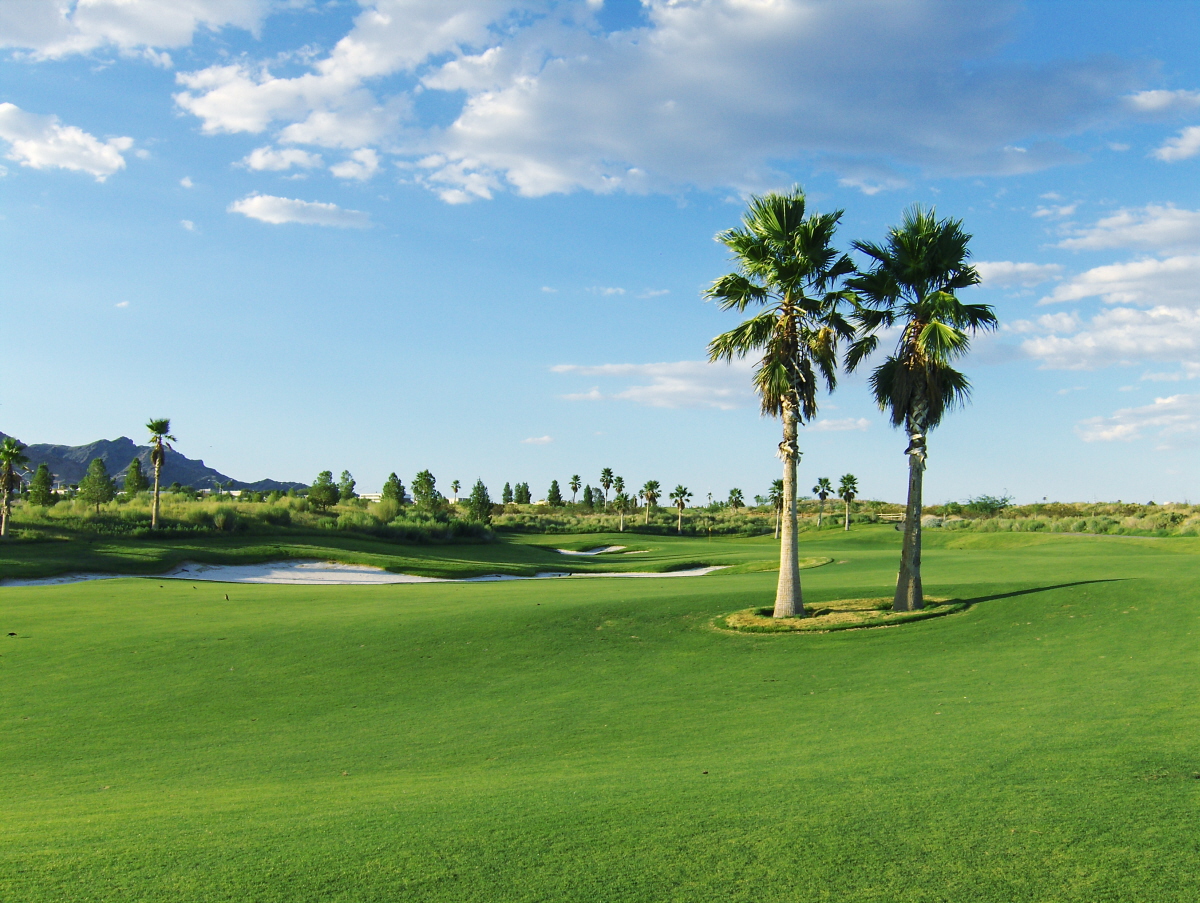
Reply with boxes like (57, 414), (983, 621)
(715, 596), (966, 633)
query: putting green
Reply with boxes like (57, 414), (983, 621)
(3, 527), (1200, 901)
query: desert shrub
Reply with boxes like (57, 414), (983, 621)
(212, 506), (242, 532)
(261, 506), (291, 527)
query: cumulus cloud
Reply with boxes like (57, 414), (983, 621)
(1125, 89), (1200, 114)
(0, 102), (133, 180)
(553, 360), (754, 410)
(521, 435), (553, 445)
(330, 148), (380, 180)
(168, 0), (1145, 202)
(1076, 394), (1200, 443)
(1153, 126), (1200, 163)
(240, 145), (323, 171)
(227, 193), (370, 227)
(0, 0), (270, 60)
(1038, 255), (1200, 307)
(976, 260), (1063, 288)
(1024, 306), (1200, 370)
(1057, 204), (1200, 252)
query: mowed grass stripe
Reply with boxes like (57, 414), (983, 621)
(3, 529), (1200, 901)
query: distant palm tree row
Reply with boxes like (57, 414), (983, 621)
(707, 187), (995, 618)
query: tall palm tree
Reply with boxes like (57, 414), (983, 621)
(600, 468), (614, 509)
(847, 205), (996, 611)
(450, 479), (461, 503)
(146, 418), (176, 530)
(768, 478), (784, 539)
(0, 437), (30, 538)
(569, 475), (581, 504)
(812, 477), (833, 528)
(670, 484), (692, 533)
(707, 187), (855, 618)
(838, 474), (858, 531)
(640, 480), (661, 524)
(727, 488), (744, 510)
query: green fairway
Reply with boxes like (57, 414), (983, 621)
(4, 527), (1200, 901)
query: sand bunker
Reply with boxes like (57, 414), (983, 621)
(4, 559), (725, 587)
(556, 546), (626, 556)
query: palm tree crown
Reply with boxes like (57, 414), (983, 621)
(669, 484), (692, 534)
(846, 205), (996, 433)
(146, 418), (176, 530)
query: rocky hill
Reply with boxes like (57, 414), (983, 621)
(0, 432), (306, 492)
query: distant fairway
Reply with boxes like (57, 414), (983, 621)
(4, 527), (1200, 901)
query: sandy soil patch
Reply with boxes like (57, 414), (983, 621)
(556, 546), (626, 556)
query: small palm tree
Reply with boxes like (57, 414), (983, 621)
(838, 474), (858, 531)
(812, 477), (833, 528)
(768, 478), (784, 538)
(0, 437), (30, 538)
(146, 418), (176, 530)
(613, 490), (628, 532)
(707, 187), (854, 618)
(848, 205), (996, 610)
(600, 468), (614, 509)
(727, 488), (744, 510)
(670, 485), (692, 533)
(451, 480), (461, 503)
(640, 480), (661, 524)
(569, 475), (581, 503)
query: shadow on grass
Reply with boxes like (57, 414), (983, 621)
(955, 578), (1126, 607)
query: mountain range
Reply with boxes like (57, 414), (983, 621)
(0, 433), (306, 492)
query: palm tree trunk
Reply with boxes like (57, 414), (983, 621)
(844, 498), (850, 531)
(677, 507), (683, 533)
(773, 508), (779, 539)
(644, 505), (650, 525)
(152, 458), (162, 530)
(1, 487), (9, 538)
(774, 402), (804, 618)
(894, 422), (926, 612)
(817, 501), (823, 528)
(619, 509), (625, 532)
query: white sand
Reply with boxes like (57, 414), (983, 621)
(3, 559), (725, 587)
(555, 545), (626, 556)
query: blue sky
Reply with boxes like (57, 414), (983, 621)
(2, 0), (1199, 504)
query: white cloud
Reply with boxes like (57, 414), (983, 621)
(1076, 394), (1200, 443)
(1152, 126), (1200, 163)
(975, 260), (1063, 288)
(172, 0), (1143, 202)
(1141, 363), (1200, 382)
(240, 145), (324, 171)
(1057, 204), (1200, 252)
(810, 417), (870, 432)
(1023, 306), (1200, 371)
(330, 148), (380, 180)
(0, 102), (133, 180)
(589, 287), (626, 296)
(1126, 89), (1200, 114)
(553, 360), (755, 410)
(114, 300), (129, 308)
(0, 0), (271, 60)
(1032, 203), (1077, 219)
(540, 286), (557, 293)
(1038, 255), (1200, 307)
(180, 175), (193, 187)
(521, 435), (553, 445)
(639, 289), (670, 298)
(180, 219), (194, 230)
(227, 193), (370, 227)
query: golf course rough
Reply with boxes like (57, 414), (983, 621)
(4, 527), (1200, 902)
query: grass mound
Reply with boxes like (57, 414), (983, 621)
(717, 595), (964, 632)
